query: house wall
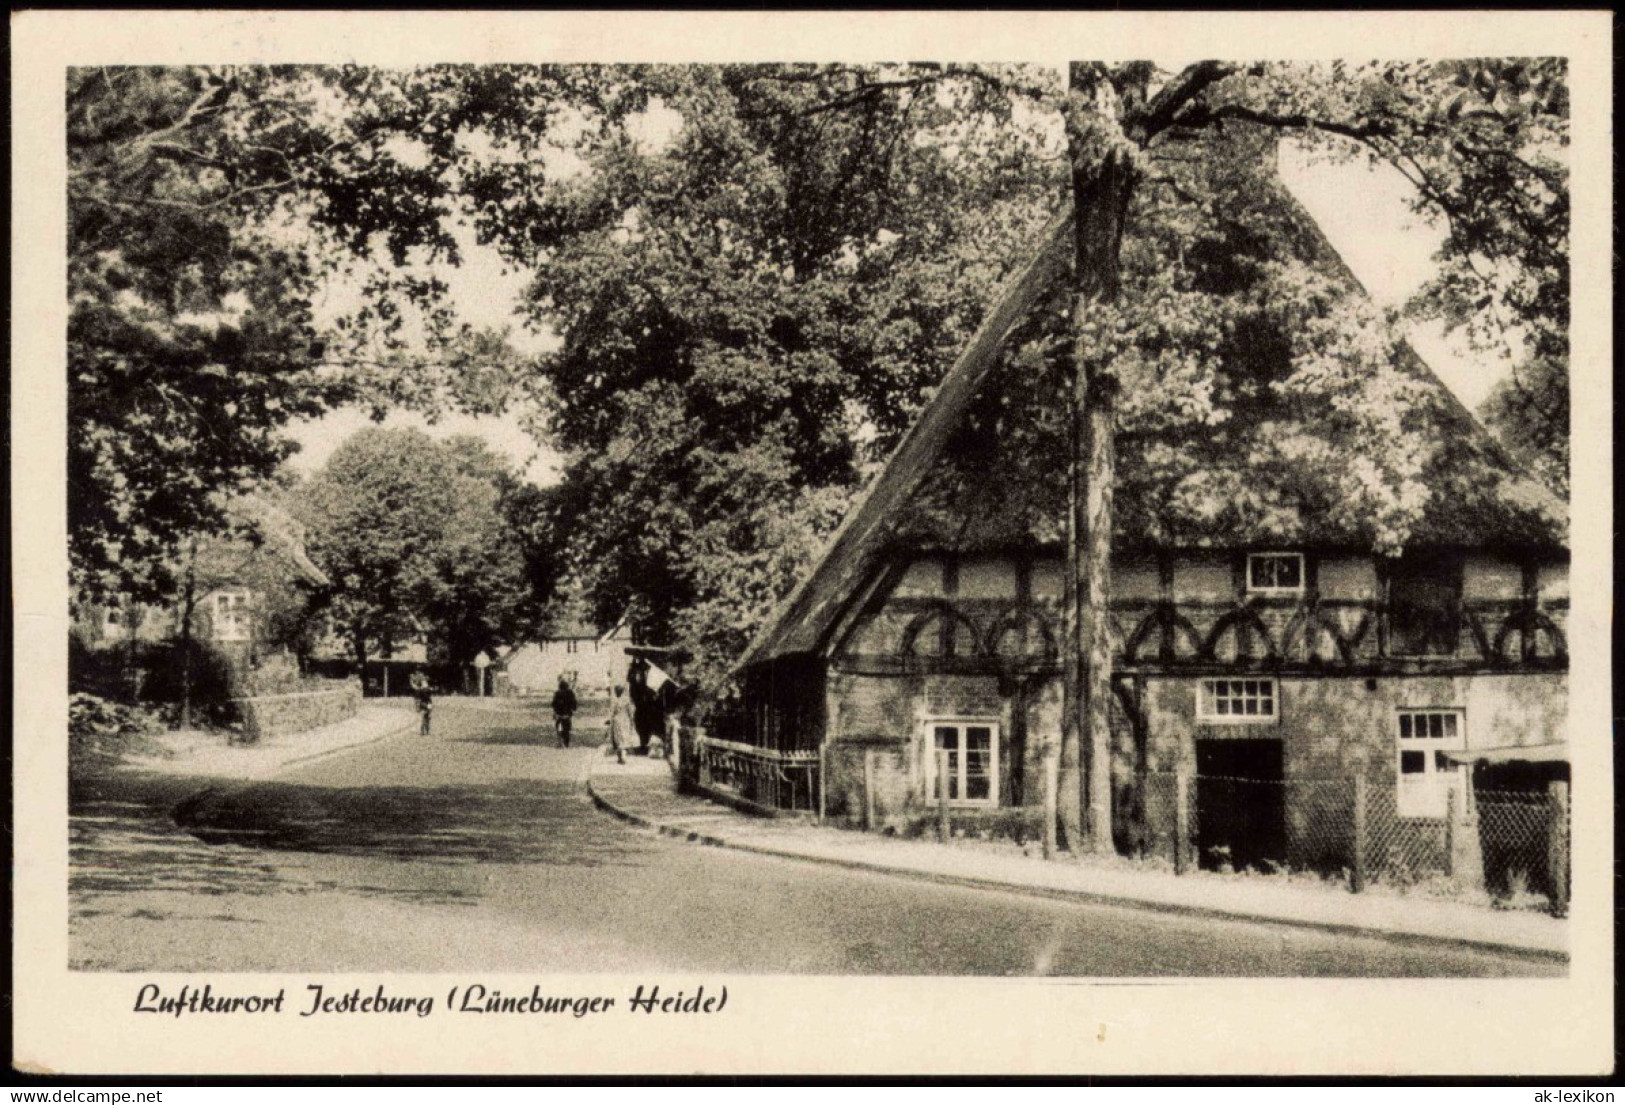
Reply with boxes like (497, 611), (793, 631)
(795, 546), (1568, 837)
(74, 544), (323, 689)
(1115, 554), (1160, 601)
(1537, 562), (1568, 601)
(1318, 555), (1378, 601)
(1133, 670), (1567, 869)
(821, 668), (1054, 828)
(1138, 673), (1567, 773)
(504, 633), (635, 697)
(835, 548), (1567, 670)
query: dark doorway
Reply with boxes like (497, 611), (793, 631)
(1195, 738), (1285, 872)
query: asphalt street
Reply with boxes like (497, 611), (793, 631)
(69, 700), (1558, 976)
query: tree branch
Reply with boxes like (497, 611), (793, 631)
(110, 81), (232, 167)
(1134, 61), (1243, 140)
(1169, 101), (1391, 144)
(795, 76), (943, 117)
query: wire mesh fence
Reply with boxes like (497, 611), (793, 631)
(1363, 785), (1450, 886)
(1125, 770), (1568, 912)
(1477, 787), (1562, 902)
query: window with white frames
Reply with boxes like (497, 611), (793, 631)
(1197, 678), (1277, 722)
(926, 721), (999, 807)
(1246, 552), (1304, 595)
(213, 591), (250, 642)
(1396, 709), (1466, 819)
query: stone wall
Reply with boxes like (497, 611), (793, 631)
(236, 681), (361, 742)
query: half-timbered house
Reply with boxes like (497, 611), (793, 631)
(722, 184), (1567, 877)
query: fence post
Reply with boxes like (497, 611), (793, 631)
(1042, 747), (1058, 859)
(1547, 779), (1569, 917)
(817, 744), (827, 823)
(937, 749), (951, 843)
(696, 730), (712, 789)
(1173, 767), (1191, 876)
(1444, 787), (1455, 878)
(863, 748), (876, 831)
(1350, 774), (1368, 894)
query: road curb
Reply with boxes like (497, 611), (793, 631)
(586, 778), (1568, 966)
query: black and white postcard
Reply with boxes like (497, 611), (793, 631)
(11, 9), (1614, 1077)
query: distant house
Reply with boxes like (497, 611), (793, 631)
(500, 617), (636, 699)
(77, 497), (330, 660)
(308, 616), (430, 666)
(74, 496), (332, 693)
(724, 185), (1567, 886)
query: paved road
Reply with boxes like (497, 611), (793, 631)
(70, 701), (1558, 976)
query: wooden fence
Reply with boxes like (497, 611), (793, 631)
(688, 732), (821, 815)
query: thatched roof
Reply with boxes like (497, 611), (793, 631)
(228, 495), (331, 588)
(741, 172), (1566, 668)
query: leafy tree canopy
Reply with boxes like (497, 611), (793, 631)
(390, 64), (1069, 687)
(67, 65), (542, 599)
(70, 61), (1568, 698)
(293, 427), (532, 667)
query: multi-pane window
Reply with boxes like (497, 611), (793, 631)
(1396, 709), (1465, 818)
(1246, 553), (1304, 595)
(1198, 678), (1277, 721)
(928, 721), (999, 806)
(213, 591), (250, 642)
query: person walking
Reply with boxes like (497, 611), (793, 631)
(605, 683), (633, 765)
(550, 675), (578, 748)
(626, 656), (655, 753)
(409, 670), (433, 736)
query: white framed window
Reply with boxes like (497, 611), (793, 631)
(1396, 708), (1466, 819)
(924, 720), (1000, 807)
(213, 591), (251, 642)
(1197, 678), (1278, 722)
(1246, 552), (1304, 595)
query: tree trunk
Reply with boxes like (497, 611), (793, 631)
(178, 539), (199, 729)
(1059, 369), (1085, 852)
(1066, 62), (1137, 853)
(1081, 371), (1118, 850)
(353, 629), (369, 692)
(121, 593), (139, 705)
